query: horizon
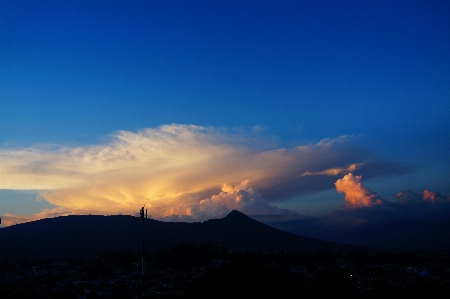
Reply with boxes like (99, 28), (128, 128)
(1, 0), (449, 251)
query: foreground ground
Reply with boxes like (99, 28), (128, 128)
(1, 245), (450, 298)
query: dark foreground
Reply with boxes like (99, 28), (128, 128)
(1, 245), (450, 298)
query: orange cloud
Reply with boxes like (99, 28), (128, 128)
(335, 173), (384, 208)
(423, 190), (438, 202)
(422, 189), (449, 202)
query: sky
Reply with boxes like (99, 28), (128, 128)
(1, 0), (449, 251)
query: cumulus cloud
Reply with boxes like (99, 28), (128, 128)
(0, 124), (408, 225)
(335, 173), (385, 207)
(148, 180), (299, 222)
(396, 189), (449, 204)
(423, 190), (448, 202)
(395, 189), (422, 204)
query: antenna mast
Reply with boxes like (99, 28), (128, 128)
(140, 206), (147, 275)
(140, 206), (147, 297)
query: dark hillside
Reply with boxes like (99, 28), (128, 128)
(0, 210), (379, 263)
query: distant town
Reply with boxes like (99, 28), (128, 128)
(1, 244), (450, 298)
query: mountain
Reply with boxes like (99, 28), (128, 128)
(0, 210), (380, 263)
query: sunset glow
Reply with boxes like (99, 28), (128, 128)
(1, 125), (370, 224)
(1, 0), (449, 250)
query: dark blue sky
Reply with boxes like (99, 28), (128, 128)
(1, 0), (449, 249)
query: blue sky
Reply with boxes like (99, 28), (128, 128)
(1, 1), (449, 250)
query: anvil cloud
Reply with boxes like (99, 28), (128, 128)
(0, 124), (409, 226)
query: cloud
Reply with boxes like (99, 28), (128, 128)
(396, 189), (450, 204)
(1, 207), (86, 227)
(270, 186), (450, 251)
(2, 182), (299, 226)
(334, 173), (385, 207)
(422, 190), (448, 202)
(301, 163), (363, 176)
(1, 124), (409, 225)
(395, 189), (423, 204)
(268, 174), (450, 250)
(147, 180), (299, 222)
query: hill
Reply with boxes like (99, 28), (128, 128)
(0, 210), (380, 263)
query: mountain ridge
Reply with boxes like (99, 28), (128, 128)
(0, 210), (381, 263)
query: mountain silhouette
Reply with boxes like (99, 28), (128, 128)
(0, 210), (379, 263)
